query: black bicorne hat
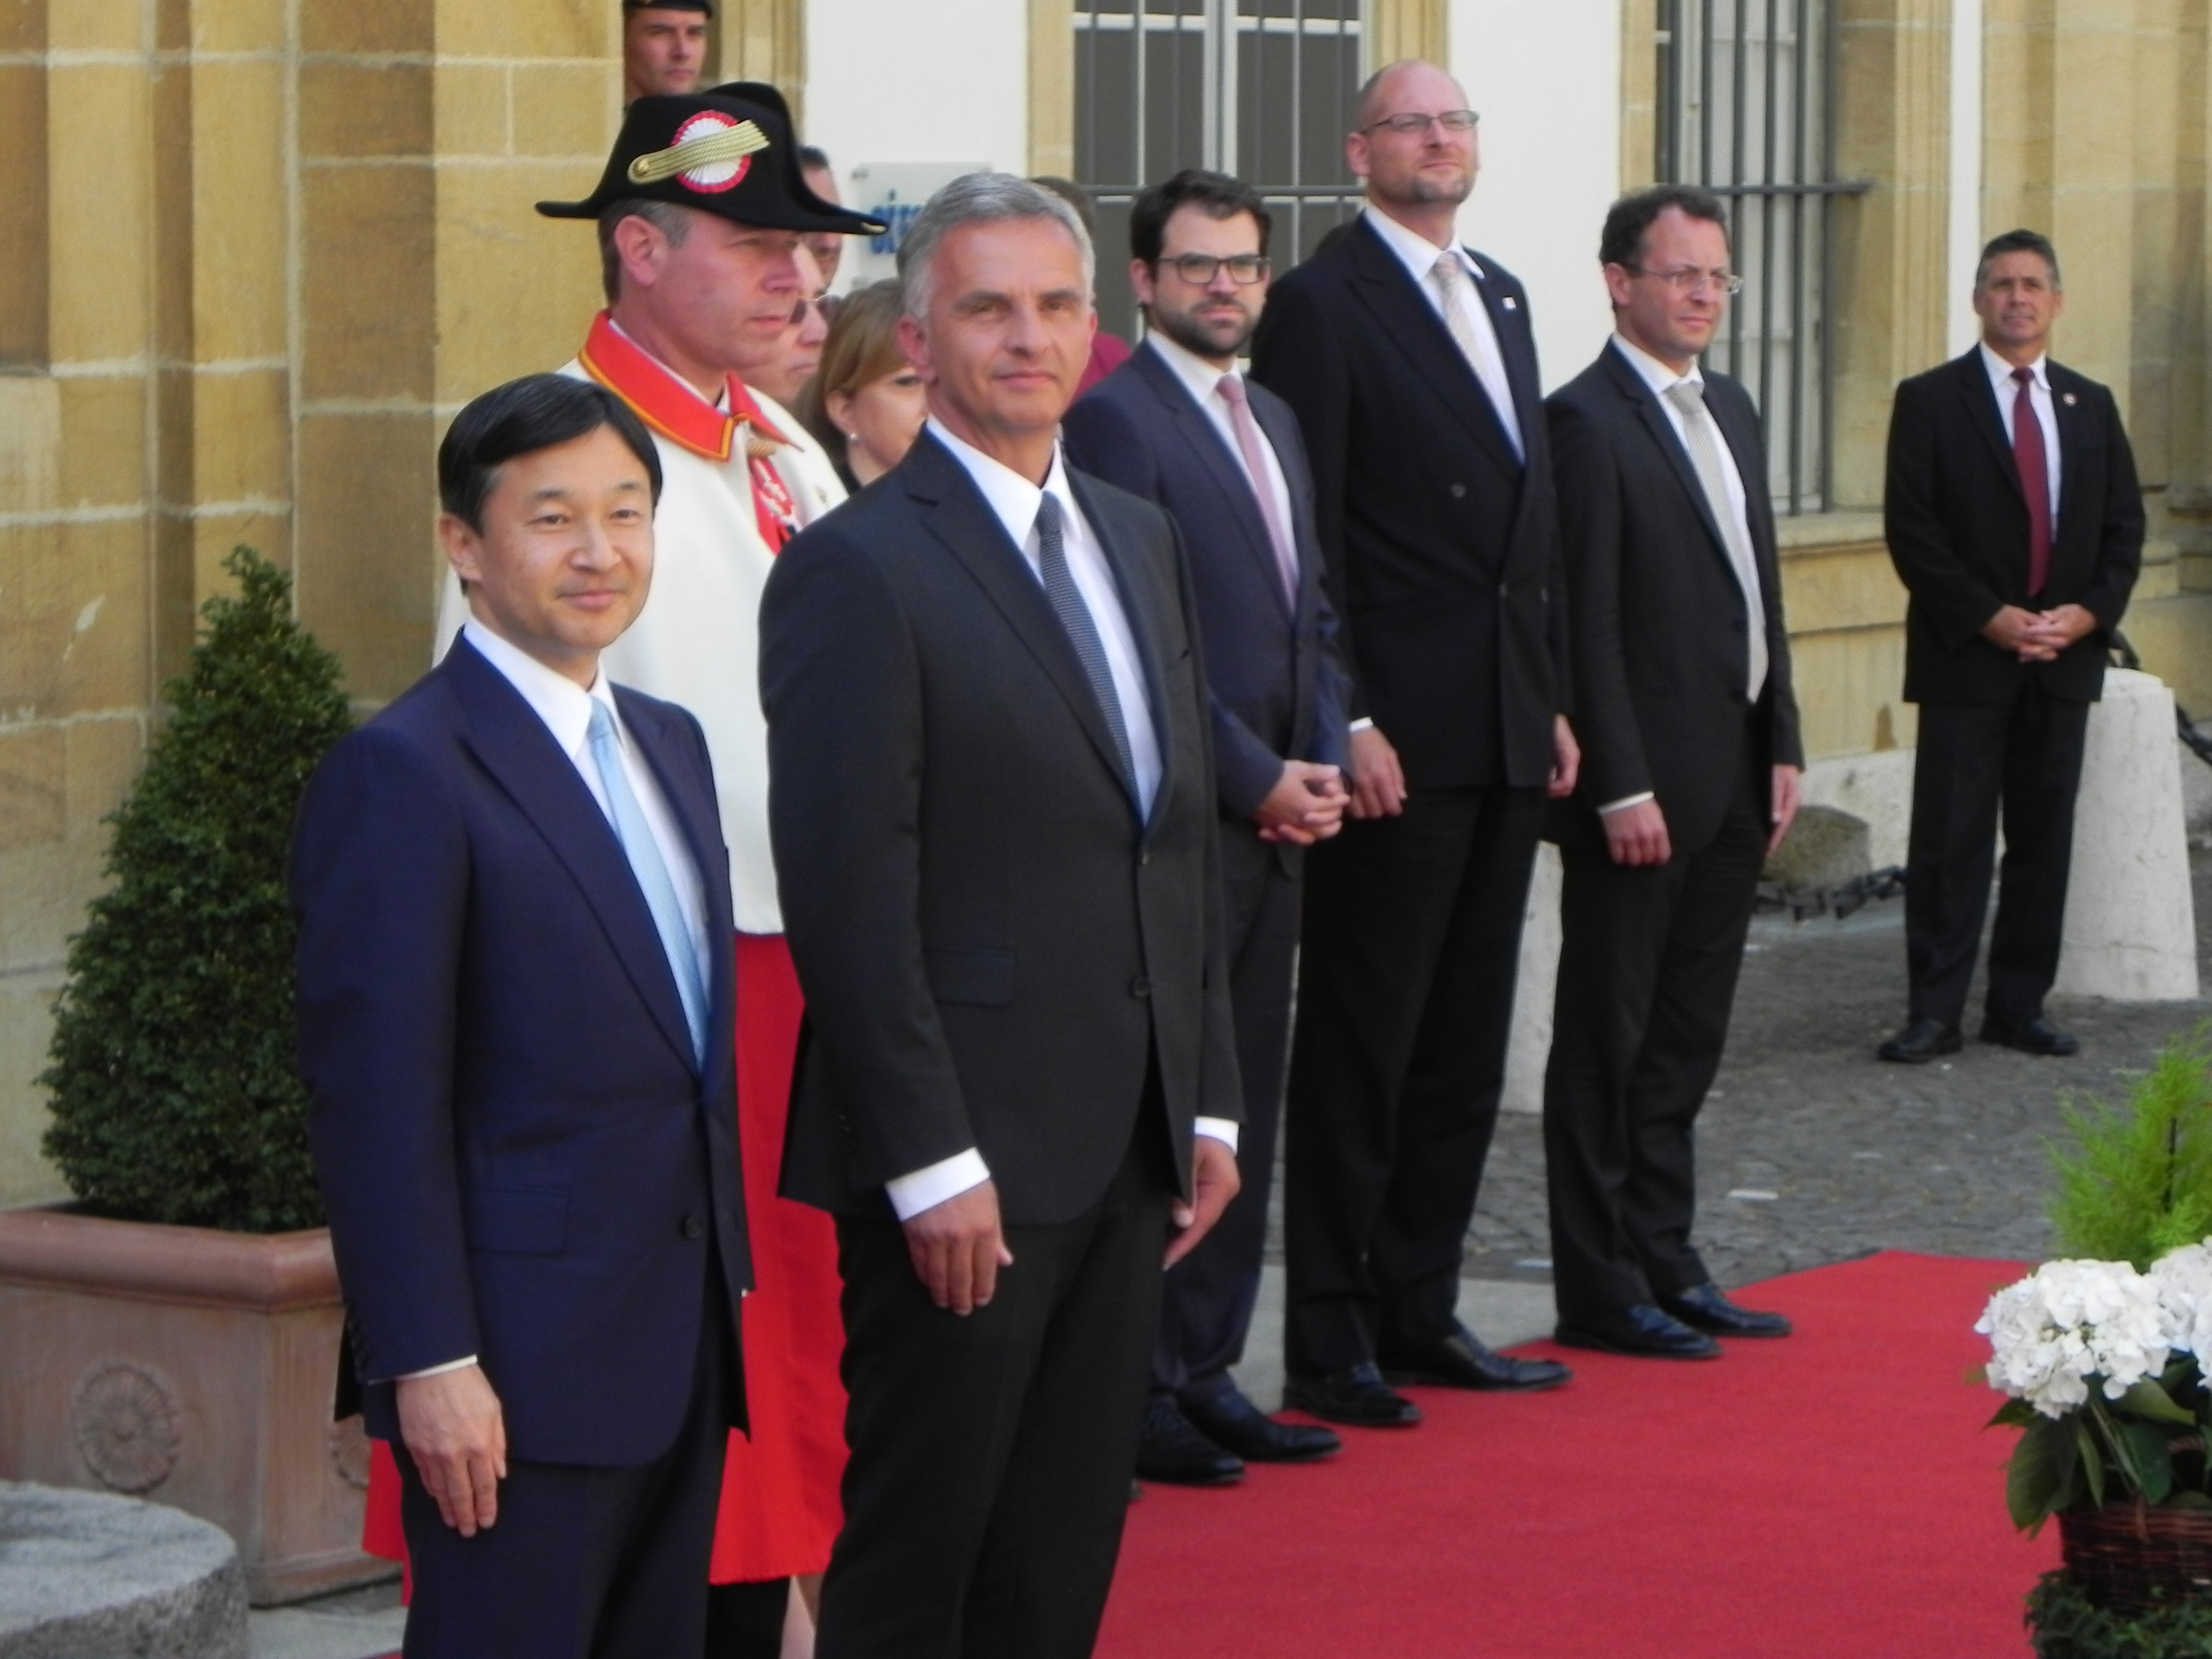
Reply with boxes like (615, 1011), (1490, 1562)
(622, 0), (712, 12)
(537, 89), (883, 235)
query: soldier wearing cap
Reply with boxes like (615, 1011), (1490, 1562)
(623, 0), (711, 104)
(423, 84), (883, 1652)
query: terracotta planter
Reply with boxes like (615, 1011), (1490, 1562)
(0, 1205), (390, 1605)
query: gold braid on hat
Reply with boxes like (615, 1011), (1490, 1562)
(626, 120), (771, 186)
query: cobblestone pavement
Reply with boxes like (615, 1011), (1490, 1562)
(1461, 850), (2212, 1290)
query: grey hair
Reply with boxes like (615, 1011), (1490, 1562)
(896, 172), (1095, 320)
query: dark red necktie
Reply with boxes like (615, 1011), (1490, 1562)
(2011, 366), (2053, 598)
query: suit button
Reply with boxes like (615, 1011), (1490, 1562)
(1139, 850), (1150, 866)
(1499, 581), (1510, 598)
(1449, 483), (1467, 498)
(1129, 976), (1151, 999)
(681, 1215), (706, 1241)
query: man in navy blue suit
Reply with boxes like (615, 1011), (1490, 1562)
(1063, 169), (1349, 1486)
(292, 374), (751, 1658)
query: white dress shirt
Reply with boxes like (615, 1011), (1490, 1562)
(1361, 205), (1524, 458)
(401, 620), (716, 1381)
(882, 421), (1238, 1222)
(1141, 331), (1299, 566)
(1980, 342), (2063, 523)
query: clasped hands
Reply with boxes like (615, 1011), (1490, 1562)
(903, 1139), (1241, 1316)
(1983, 603), (2096, 663)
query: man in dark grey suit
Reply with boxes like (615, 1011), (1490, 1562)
(1543, 186), (1803, 1362)
(760, 173), (1242, 1659)
(1065, 168), (1350, 1486)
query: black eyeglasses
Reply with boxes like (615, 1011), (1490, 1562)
(1158, 253), (1270, 286)
(1362, 109), (1480, 136)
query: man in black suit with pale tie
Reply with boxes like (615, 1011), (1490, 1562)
(1064, 168), (1350, 1486)
(1543, 186), (1803, 1361)
(762, 173), (1242, 1659)
(1878, 229), (2145, 1064)
(1250, 58), (1577, 1429)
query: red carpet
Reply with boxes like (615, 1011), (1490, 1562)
(1098, 1252), (2057, 1659)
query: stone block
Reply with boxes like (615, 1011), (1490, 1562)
(434, 162), (603, 403)
(296, 412), (438, 702)
(1763, 803), (1873, 893)
(2125, 591), (2212, 717)
(0, 728), (65, 854)
(49, 521), (154, 720)
(1778, 542), (1908, 634)
(300, 61), (434, 159)
(46, 68), (151, 366)
(301, 0), (431, 56)
(64, 718), (143, 843)
(0, 380), (60, 515)
(55, 376), (146, 512)
(1501, 843), (1561, 1117)
(188, 370), (290, 508)
(0, 972), (65, 1210)
(46, 2), (138, 50)
(192, 514), (293, 610)
(2053, 669), (2200, 1002)
(0, 0), (44, 52)
(1781, 627), (1911, 763)
(1800, 746), (1917, 870)
(434, 62), (510, 157)
(188, 60), (290, 363)
(0, 1482), (248, 1658)
(436, 0), (605, 64)
(301, 163), (436, 402)
(0, 63), (47, 370)
(509, 62), (616, 158)
(0, 837), (106, 976)
(181, 0), (286, 53)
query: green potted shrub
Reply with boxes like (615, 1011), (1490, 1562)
(1977, 1027), (2212, 1656)
(0, 549), (383, 1603)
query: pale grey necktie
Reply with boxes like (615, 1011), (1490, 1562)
(1662, 379), (1769, 702)
(1215, 374), (1299, 607)
(1428, 252), (1524, 461)
(586, 700), (708, 1064)
(1034, 494), (1138, 800)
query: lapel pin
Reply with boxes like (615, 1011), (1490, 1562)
(2063, 392), (2077, 406)
(1503, 297), (1519, 311)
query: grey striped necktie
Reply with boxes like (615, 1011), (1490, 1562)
(1034, 493), (1137, 795)
(1662, 379), (1769, 702)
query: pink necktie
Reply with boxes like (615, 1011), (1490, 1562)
(2011, 367), (2053, 597)
(1216, 374), (1299, 608)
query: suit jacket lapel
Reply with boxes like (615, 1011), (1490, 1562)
(443, 642), (700, 1073)
(1346, 221), (1521, 473)
(1469, 258), (1541, 455)
(616, 688), (736, 1096)
(903, 435), (1143, 812)
(1605, 346), (1736, 576)
(1958, 349), (2025, 504)
(1133, 346), (1294, 622)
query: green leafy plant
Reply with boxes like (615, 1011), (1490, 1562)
(2028, 1569), (2212, 1657)
(42, 548), (353, 1233)
(2049, 1027), (2212, 1269)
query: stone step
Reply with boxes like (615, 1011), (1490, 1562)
(0, 1481), (248, 1659)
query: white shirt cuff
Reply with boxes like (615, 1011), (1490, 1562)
(1597, 791), (1656, 816)
(885, 1149), (992, 1221)
(1347, 717), (1376, 734)
(1194, 1118), (1239, 1154)
(395, 1355), (478, 1382)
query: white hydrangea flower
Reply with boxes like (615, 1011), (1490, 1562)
(1977, 1259), (2171, 1418)
(2151, 1241), (2212, 1362)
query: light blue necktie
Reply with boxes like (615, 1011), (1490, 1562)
(586, 699), (708, 1064)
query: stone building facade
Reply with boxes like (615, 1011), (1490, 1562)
(2, 0), (2208, 1203)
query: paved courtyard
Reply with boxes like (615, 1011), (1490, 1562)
(1463, 848), (2212, 1291)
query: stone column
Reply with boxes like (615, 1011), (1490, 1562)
(2053, 668), (2201, 1002)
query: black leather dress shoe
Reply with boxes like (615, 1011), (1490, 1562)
(1555, 1303), (1722, 1360)
(1877, 1018), (1962, 1064)
(1184, 1387), (1341, 1463)
(1134, 1399), (1244, 1486)
(1660, 1281), (1792, 1338)
(1981, 1016), (2080, 1057)
(1282, 1362), (1424, 1428)
(1378, 1321), (1572, 1393)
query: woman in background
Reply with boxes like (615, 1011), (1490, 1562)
(796, 279), (928, 492)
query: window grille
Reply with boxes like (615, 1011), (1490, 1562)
(1658, 0), (1863, 514)
(1073, 0), (1368, 340)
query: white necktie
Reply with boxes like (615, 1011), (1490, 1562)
(1662, 380), (1768, 703)
(1429, 252), (1524, 461)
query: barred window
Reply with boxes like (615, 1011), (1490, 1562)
(1073, 0), (1369, 340)
(1658, 0), (1862, 514)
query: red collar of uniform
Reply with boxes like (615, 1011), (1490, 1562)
(577, 312), (791, 461)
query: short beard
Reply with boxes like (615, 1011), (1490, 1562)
(1150, 302), (1255, 362)
(1375, 170), (1473, 210)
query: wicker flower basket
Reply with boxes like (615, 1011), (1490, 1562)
(2060, 1503), (2212, 1614)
